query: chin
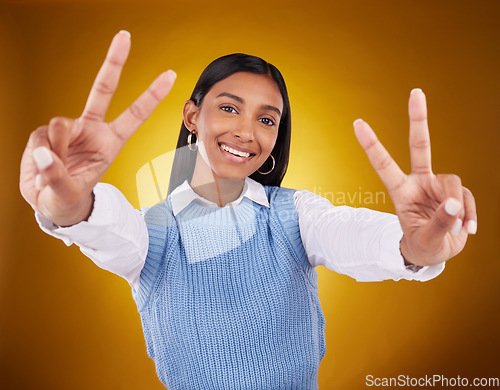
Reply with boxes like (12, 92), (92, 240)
(208, 160), (255, 179)
(212, 168), (249, 181)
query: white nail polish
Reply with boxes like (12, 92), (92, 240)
(451, 218), (463, 236)
(35, 174), (44, 190)
(119, 30), (131, 38)
(467, 220), (477, 234)
(167, 69), (177, 79)
(410, 88), (423, 95)
(353, 119), (363, 127)
(444, 198), (461, 216)
(33, 146), (53, 170)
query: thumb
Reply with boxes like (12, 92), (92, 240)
(417, 197), (464, 250)
(33, 146), (81, 204)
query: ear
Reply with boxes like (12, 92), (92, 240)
(183, 100), (199, 132)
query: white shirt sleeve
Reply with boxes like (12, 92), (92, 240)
(35, 183), (149, 290)
(293, 189), (445, 282)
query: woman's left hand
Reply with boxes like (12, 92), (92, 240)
(353, 88), (477, 267)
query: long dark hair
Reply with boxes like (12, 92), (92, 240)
(167, 53), (292, 196)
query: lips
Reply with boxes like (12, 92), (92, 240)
(219, 142), (255, 156)
(218, 142), (256, 163)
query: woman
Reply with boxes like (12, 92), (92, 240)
(20, 31), (477, 389)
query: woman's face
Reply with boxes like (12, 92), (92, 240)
(186, 72), (284, 180)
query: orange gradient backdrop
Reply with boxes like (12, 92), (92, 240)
(1, 1), (499, 389)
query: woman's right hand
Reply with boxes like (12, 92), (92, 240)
(19, 31), (176, 227)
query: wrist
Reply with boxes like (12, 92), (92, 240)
(400, 236), (424, 271)
(50, 191), (95, 227)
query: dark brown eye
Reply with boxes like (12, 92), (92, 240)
(260, 117), (275, 126)
(221, 106), (237, 113)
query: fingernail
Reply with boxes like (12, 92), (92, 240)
(411, 88), (423, 95)
(451, 218), (463, 236)
(167, 69), (177, 79)
(467, 220), (477, 234)
(353, 118), (363, 127)
(35, 174), (44, 190)
(444, 198), (461, 216)
(33, 146), (53, 170)
(119, 30), (131, 38)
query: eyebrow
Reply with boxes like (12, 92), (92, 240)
(216, 92), (282, 117)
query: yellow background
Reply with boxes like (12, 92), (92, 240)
(1, 0), (499, 389)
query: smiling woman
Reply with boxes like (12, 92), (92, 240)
(182, 71), (284, 205)
(19, 30), (477, 390)
(166, 52), (292, 197)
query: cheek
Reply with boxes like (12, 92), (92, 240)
(197, 116), (229, 143)
(257, 130), (279, 154)
(195, 122), (226, 167)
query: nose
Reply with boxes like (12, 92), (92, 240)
(232, 117), (255, 142)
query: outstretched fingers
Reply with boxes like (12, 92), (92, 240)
(353, 119), (407, 193)
(111, 70), (177, 141)
(409, 89), (432, 174)
(81, 31), (131, 123)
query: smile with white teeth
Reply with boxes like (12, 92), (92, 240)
(219, 143), (252, 158)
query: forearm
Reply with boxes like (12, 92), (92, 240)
(294, 189), (445, 282)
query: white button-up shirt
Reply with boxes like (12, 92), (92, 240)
(35, 177), (445, 290)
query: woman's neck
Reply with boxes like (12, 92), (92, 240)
(189, 153), (245, 207)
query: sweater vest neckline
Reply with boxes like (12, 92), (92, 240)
(170, 195), (263, 226)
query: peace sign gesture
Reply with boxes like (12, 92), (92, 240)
(354, 89), (477, 267)
(19, 31), (176, 227)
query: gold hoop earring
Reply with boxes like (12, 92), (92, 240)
(187, 131), (198, 151)
(257, 154), (275, 175)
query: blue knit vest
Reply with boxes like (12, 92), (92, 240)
(132, 185), (326, 389)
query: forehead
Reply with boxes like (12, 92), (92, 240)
(207, 72), (283, 111)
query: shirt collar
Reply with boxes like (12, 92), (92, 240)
(169, 176), (270, 216)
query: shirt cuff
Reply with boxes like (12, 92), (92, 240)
(379, 219), (446, 282)
(34, 183), (114, 247)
